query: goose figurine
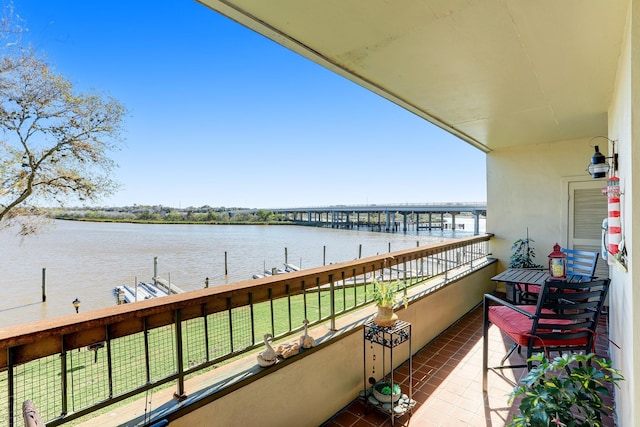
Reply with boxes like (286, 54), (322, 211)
(256, 333), (277, 367)
(299, 319), (316, 349)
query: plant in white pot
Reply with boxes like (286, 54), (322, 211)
(372, 380), (402, 403)
(370, 280), (407, 327)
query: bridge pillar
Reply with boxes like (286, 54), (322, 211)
(451, 213), (456, 230)
(385, 210), (390, 232)
(403, 213), (408, 233)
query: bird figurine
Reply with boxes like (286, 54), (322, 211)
(256, 333), (277, 367)
(299, 319), (316, 349)
(276, 341), (299, 359)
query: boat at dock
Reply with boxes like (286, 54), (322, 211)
(284, 263), (301, 271)
(113, 280), (180, 304)
(252, 263), (301, 279)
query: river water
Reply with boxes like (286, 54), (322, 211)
(0, 219), (485, 327)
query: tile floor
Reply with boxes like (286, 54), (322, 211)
(322, 295), (614, 427)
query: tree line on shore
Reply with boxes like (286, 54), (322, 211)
(52, 205), (287, 224)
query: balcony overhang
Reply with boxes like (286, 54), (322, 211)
(197, 0), (628, 152)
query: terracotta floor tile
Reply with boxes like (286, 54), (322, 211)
(331, 410), (361, 427)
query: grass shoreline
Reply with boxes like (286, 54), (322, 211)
(54, 217), (292, 226)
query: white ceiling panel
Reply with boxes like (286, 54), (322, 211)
(197, 0), (628, 152)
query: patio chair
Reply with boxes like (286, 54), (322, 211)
(564, 248), (600, 279)
(482, 278), (610, 391)
(516, 248), (599, 303)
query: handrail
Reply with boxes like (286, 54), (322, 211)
(0, 233), (493, 426)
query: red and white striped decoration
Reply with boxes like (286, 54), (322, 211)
(605, 176), (621, 255)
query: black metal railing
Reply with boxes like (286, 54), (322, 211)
(0, 234), (492, 426)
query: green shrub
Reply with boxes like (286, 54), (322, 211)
(508, 353), (623, 427)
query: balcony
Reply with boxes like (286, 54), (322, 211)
(5, 234), (616, 426)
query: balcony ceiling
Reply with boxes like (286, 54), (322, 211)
(198, 0), (628, 152)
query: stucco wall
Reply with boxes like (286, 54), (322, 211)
(607, 1), (637, 425)
(170, 265), (496, 427)
(486, 139), (597, 270)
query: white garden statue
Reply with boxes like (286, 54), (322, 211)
(299, 319), (316, 349)
(256, 333), (277, 367)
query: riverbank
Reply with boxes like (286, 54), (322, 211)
(58, 216), (289, 226)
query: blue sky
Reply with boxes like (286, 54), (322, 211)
(13, 0), (486, 209)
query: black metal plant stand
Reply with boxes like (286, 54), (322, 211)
(363, 319), (413, 425)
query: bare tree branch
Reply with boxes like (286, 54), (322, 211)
(0, 50), (126, 234)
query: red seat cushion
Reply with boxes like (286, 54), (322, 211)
(488, 305), (588, 348)
(523, 284), (541, 294)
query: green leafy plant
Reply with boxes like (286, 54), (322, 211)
(370, 280), (407, 308)
(508, 353), (624, 427)
(375, 381), (401, 396)
(509, 229), (543, 268)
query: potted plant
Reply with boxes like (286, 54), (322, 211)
(370, 280), (407, 327)
(372, 380), (402, 403)
(508, 353), (623, 427)
(509, 229), (543, 268)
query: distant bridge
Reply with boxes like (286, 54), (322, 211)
(262, 203), (487, 234)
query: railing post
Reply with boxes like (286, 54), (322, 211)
(249, 293), (255, 345)
(174, 309), (186, 400)
(316, 277), (321, 320)
(329, 274), (336, 331)
(8, 347), (15, 427)
(286, 284), (292, 331)
(60, 337), (68, 417)
(269, 288), (275, 336)
(202, 303), (210, 360)
(341, 271), (346, 312)
(444, 250), (449, 282)
(301, 281), (307, 320)
(402, 256), (407, 285)
(106, 326), (114, 398)
(227, 297), (234, 352)
(143, 317), (151, 383)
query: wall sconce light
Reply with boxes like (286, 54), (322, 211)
(587, 136), (618, 179)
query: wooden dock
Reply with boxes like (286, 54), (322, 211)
(152, 276), (186, 295)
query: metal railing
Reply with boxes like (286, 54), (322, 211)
(0, 234), (492, 426)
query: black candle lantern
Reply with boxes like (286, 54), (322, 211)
(548, 243), (567, 280)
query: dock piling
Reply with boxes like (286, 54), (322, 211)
(41, 268), (46, 303)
